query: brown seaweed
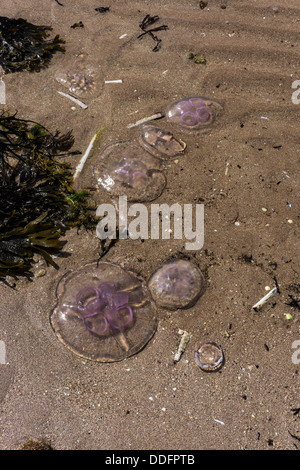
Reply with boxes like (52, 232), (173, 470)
(95, 7), (110, 13)
(0, 16), (65, 74)
(138, 14), (168, 52)
(0, 112), (97, 281)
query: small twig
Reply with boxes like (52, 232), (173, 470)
(105, 79), (123, 84)
(54, 0), (64, 5)
(174, 330), (191, 363)
(57, 91), (88, 109)
(73, 133), (97, 180)
(127, 112), (164, 128)
(252, 287), (278, 311)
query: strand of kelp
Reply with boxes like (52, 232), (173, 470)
(0, 112), (97, 281)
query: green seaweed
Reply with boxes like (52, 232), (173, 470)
(186, 52), (206, 64)
(193, 56), (206, 65)
(0, 16), (65, 74)
(0, 112), (97, 281)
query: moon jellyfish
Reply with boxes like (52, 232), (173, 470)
(139, 124), (186, 160)
(148, 259), (205, 309)
(166, 97), (223, 132)
(50, 261), (157, 362)
(94, 141), (166, 202)
(55, 67), (97, 96)
(194, 341), (224, 372)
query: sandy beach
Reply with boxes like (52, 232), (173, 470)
(0, 0), (299, 450)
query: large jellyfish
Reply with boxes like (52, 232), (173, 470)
(166, 96), (223, 132)
(148, 259), (205, 309)
(50, 261), (157, 362)
(94, 141), (166, 202)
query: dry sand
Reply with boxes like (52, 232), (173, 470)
(0, 0), (299, 450)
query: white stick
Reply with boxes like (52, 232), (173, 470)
(214, 418), (225, 425)
(105, 80), (123, 84)
(127, 113), (164, 129)
(57, 91), (88, 109)
(252, 287), (278, 310)
(0, 340), (6, 365)
(73, 133), (97, 180)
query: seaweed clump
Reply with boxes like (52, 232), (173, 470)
(0, 112), (97, 281)
(20, 438), (54, 450)
(0, 16), (65, 74)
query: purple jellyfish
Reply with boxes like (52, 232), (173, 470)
(166, 96), (223, 132)
(50, 261), (157, 362)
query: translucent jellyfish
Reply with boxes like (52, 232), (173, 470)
(50, 261), (157, 362)
(94, 141), (166, 202)
(55, 67), (97, 96)
(166, 96), (223, 132)
(148, 259), (205, 309)
(139, 124), (186, 160)
(194, 341), (224, 372)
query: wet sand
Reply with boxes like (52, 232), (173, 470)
(0, 0), (299, 450)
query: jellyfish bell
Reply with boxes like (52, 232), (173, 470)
(50, 261), (157, 362)
(194, 341), (224, 372)
(55, 56), (100, 97)
(94, 141), (166, 202)
(166, 96), (223, 133)
(148, 259), (205, 309)
(139, 124), (186, 160)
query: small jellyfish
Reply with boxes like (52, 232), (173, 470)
(55, 67), (97, 96)
(94, 141), (166, 202)
(194, 341), (224, 372)
(166, 96), (223, 132)
(148, 259), (205, 309)
(139, 124), (186, 160)
(50, 261), (157, 362)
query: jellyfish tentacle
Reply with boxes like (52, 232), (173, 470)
(76, 287), (100, 311)
(83, 310), (108, 335)
(116, 305), (133, 329)
(77, 282), (134, 335)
